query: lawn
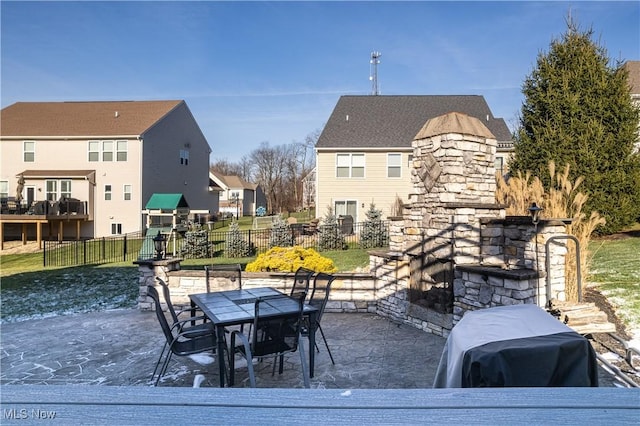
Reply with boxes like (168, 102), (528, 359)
(588, 235), (640, 338)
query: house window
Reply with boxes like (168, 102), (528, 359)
(336, 153), (365, 178)
(387, 153), (402, 178)
(116, 140), (128, 161)
(45, 180), (57, 202)
(105, 185), (112, 201)
(23, 141), (35, 162)
(180, 149), (190, 165)
(335, 200), (358, 220)
(102, 141), (114, 161)
(88, 140), (127, 162)
(408, 154), (413, 167)
(0, 181), (8, 199)
(495, 157), (504, 176)
(45, 180), (71, 201)
(88, 141), (100, 162)
(123, 184), (131, 201)
(111, 223), (123, 235)
(60, 180), (71, 198)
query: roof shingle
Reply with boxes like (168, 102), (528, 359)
(1, 100), (183, 137)
(316, 95), (512, 149)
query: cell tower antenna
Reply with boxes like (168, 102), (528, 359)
(369, 51), (381, 95)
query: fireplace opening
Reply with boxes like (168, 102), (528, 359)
(408, 255), (454, 314)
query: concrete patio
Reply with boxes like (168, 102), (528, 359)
(0, 309), (621, 389)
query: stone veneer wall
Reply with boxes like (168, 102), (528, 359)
(137, 264), (377, 315)
(135, 257), (455, 338)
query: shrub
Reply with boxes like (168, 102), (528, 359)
(225, 220), (254, 258)
(318, 206), (346, 250)
(360, 202), (389, 249)
(269, 215), (294, 248)
(245, 246), (337, 273)
(179, 230), (211, 258)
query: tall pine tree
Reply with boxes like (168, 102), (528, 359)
(510, 19), (640, 234)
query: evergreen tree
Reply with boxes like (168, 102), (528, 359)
(225, 220), (253, 258)
(510, 19), (640, 234)
(269, 215), (294, 248)
(360, 202), (388, 249)
(318, 206), (345, 250)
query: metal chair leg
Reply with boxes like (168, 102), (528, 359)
(151, 342), (168, 382)
(298, 335), (310, 388)
(318, 324), (335, 365)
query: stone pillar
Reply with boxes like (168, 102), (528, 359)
(134, 258), (182, 311)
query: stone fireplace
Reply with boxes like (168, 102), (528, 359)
(372, 112), (569, 337)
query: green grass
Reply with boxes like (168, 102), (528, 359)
(588, 236), (640, 334)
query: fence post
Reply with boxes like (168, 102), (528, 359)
(83, 239), (87, 265)
(123, 235), (127, 262)
(43, 240), (47, 267)
(248, 229), (252, 252)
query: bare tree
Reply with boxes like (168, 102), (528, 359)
(211, 129), (320, 214)
(210, 159), (243, 177)
(237, 155), (254, 182)
(250, 142), (287, 214)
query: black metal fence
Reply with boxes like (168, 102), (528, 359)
(43, 232), (145, 267)
(43, 221), (389, 267)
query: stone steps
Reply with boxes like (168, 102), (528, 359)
(547, 299), (616, 335)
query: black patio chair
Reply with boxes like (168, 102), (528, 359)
(290, 266), (314, 299)
(229, 292), (310, 388)
(205, 263), (242, 292)
(147, 285), (218, 386)
(307, 272), (336, 365)
(155, 278), (206, 328)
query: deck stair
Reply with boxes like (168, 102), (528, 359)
(547, 299), (616, 335)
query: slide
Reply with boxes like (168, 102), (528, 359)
(139, 226), (172, 260)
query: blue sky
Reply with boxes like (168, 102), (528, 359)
(2, 1), (638, 163)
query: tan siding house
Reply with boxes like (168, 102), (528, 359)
(315, 95), (513, 221)
(0, 100), (216, 242)
(624, 61), (640, 152)
(209, 171), (266, 218)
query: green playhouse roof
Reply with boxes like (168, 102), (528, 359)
(144, 193), (189, 210)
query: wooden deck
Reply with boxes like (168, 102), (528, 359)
(1, 385), (638, 424)
(0, 213), (88, 250)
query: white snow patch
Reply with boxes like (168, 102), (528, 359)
(188, 353), (215, 365)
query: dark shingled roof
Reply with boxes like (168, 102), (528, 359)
(316, 95), (513, 149)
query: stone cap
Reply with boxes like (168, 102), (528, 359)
(414, 111), (495, 140)
(456, 264), (541, 280)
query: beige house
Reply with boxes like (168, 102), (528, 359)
(0, 100), (216, 244)
(314, 95), (513, 221)
(624, 61), (640, 152)
(209, 171), (266, 218)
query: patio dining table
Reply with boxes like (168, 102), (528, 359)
(190, 287), (319, 387)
